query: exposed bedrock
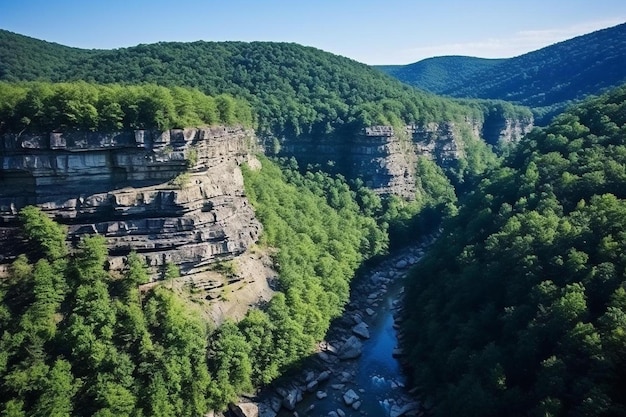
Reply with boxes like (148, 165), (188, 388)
(279, 116), (533, 199)
(0, 126), (262, 273)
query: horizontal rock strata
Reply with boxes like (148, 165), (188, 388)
(0, 126), (261, 273)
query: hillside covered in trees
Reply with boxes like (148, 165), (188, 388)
(0, 81), (253, 133)
(377, 56), (505, 94)
(0, 30), (530, 140)
(0, 154), (407, 416)
(380, 23), (626, 125)
(402, 85), (626, 416)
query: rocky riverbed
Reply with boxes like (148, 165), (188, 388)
(224, 235), (436, 417)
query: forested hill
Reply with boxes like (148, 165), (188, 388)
(403, 85), (626, 416)
(381, 23), (626, 124)
(376, 56), (505, 93)
(0, 29), (531, 139)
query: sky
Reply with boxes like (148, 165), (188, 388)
(1, 0), (625, 65)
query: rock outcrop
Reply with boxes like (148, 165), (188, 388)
(0, 126), (261, 273)
(279, 115), (533, 198)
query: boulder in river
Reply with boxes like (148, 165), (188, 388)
(390, 401), (421, 417)
(338, 336), (362, 360)
(395, 259), (408, 269)
(281, 387), (302, 411)
(259, 402), (277, 417)
(338, 371), (352, 383)
(392, 347), (405, 358)
(342, 389), (360, 406)
(306, 380), (318, 392)
(317, 370), (331, 382)
(352, 322), (370, 339)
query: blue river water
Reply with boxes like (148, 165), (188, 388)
(276, 279), (410, 417)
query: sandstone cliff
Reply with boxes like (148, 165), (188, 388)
(279, 115), (533, 198)
(1, 113), (533, 272)
(0, 126), (262, 273)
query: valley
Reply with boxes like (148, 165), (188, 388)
(1, 20), (626, 417)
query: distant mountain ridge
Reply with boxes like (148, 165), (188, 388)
(378, 23), (626, 124)
(376, 56), (505, 93)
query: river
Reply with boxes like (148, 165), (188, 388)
(255, 240), (431, 417)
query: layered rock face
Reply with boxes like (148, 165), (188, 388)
(0, 126), (261, 273)
(281, 116), (534, 198)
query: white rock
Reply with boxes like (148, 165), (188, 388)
(228, 402), (259, 417)
(338, 336), (362, 360)
(317, 370), (331, 382)
(342, 389), (360, 406)
(352, 322), (370, 339)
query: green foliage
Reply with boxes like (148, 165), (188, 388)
(18, 206), (67, 261)
(382, 157), (457, 247)
(0, 30), (514, 139)
(169, 172), (191, 189)
(240, 156), (388, 381)
(377, 56), (505, 93)
(0, 226), (212, 416)
(0, 81), (253, 134)
(185, 148), (199, 169)
(0, 156), (394, 414)
(402, 85), (626, 416)
(390, 23), (626, 125)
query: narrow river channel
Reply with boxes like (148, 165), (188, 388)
(256, 239), (433, 417)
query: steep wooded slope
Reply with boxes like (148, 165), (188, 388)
(0, 30), (528, 138)
(403, 85), (626, 416)
(381, 23), (626, 124)
(377, 56), (505, 93)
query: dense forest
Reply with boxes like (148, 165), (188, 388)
(0, 30), (531, 140)
(0, 82), (254, 133)
(3, 21), (625, 417)
(402, 85), (626, 416)
(377, 56), (505, 94)
(381, 23), (626, 125)
(0, 156), (390, 415)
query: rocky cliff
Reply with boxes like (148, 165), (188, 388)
(0, 126), (262, 273)
(280, 115), (534, 198)
(0, 114), (533, 272)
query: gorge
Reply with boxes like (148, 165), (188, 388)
(1, 22), (625, 417)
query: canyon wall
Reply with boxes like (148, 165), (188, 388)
(280, 115), (534, 198)
(0, 126), (262, 273)
(0, 114), (533, 273)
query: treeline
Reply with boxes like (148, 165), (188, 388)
(376, 56), (505, 94)
(378, 24), (626, 126)
(0, 156), (391, 415)
(440, 23), (626, 124)
(0, 81), (254, 134)
(0, 30), (531, 139)
(0, 207), (217, 416)
(403, 85), (626, 416)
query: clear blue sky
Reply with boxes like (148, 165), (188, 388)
(1, 0), (625, 65)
